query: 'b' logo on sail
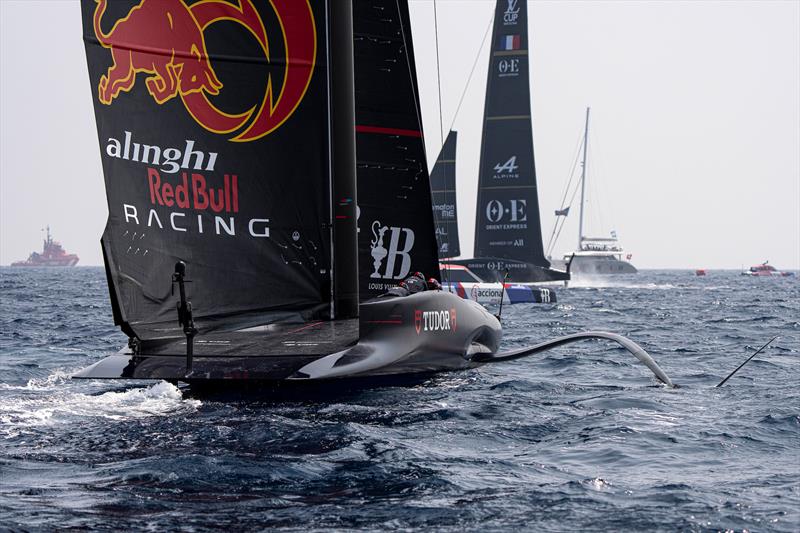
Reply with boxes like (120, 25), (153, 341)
(369, 220), (415, 280)
(92, 0), (317, 142)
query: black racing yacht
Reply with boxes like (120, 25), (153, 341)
(75, 0), (672, 388)
(440, 0), (569, 284)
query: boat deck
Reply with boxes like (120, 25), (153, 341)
(74, 319), (360, 381)
(143, 319), (360, 357)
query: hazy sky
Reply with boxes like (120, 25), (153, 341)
(1, 0), (798, 269)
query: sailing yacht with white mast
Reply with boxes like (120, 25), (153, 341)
(549, 108), (637, 275)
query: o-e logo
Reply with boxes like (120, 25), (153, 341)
(486, 199), (527, 223)
(498, 59), (520, 76)
(92, 0), (316, 142)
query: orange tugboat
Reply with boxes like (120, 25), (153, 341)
(11, 226), (79, 267)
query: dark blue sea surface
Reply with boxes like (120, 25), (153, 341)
(1, 267), (798, 531)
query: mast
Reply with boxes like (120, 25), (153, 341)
(328, 0), (358, 319)
(578, 106), (590, 250)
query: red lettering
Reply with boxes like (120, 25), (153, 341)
(224, 174), (231, 212)
(148, 168), (162, 205)
(175, 173), (190, 209)
(192, 174), (208, 209)
(162, 183), (174, 207)
(209, 187), (225, 213)
(232, 175), (239, 213)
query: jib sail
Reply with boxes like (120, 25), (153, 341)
(353, 0), (441, 299)
(430, 131), (460, 259)
(473, 0), (549, 268)
(82, 0), (357, 339)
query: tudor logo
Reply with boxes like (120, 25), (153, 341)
(92, 0), (316, 142)
(498, 59), (520, 77)
(370, 220), (415, 280)
(504, 0), (520, 25)
(486, 199), (527, 223)
(415, 309), (457, 334)
(494, 156), (519, 177)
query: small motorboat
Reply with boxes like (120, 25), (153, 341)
(695, 269), (707, 276)
(742, 262), (794, 277)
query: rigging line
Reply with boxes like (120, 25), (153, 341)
(553, 178), (578, 252)
(447, 12), (493, 133)
(433, 0), (445, 149)
(559, 132), (585, 211)
(430, 0), (450, 288)
(548, 175), (582, 257)
(546, 132), (584, 255)
(395, 0), (447, 287)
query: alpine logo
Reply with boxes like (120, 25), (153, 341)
(504, 0), (520, 25)
(415, 309), (457, 335)
(493, 156), (520, 179)
(369, 220), (415, 280)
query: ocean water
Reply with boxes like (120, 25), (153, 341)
(1, 267), (798, 532)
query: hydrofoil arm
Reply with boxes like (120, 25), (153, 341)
(474, 331), (674, 387)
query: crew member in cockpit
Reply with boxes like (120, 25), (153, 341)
(381, 272), (441, 298)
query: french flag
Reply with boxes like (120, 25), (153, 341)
(499, 34), (521, 50)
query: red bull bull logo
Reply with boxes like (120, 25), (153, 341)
(92, 0), (316, 142)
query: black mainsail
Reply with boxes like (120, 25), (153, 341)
(430, 130), (460, 259)
(82, 0), (357, 340)
(447, 0), (568, 283)
(76, 0), (504, 382)
(354, 0), (441, 298)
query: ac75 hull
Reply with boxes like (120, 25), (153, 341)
(73, 292), (502, 383)
(443, 258), (570, 283)
(443, 282), (556, 304)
